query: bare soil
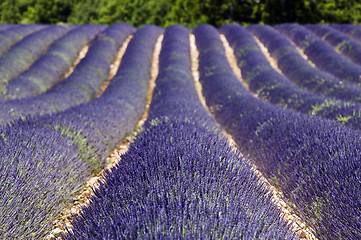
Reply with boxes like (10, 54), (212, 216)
(63, 44), (90, 80)
(97, 35), (133, 97)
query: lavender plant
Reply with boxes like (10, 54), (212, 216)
(0, 24), (46, 57)
(248, 24), (361, 103)
(0, 23), (135, 126)
(333, 24), (361, 42)
(195, 24), (361, 239)
(0, 25), (71, 95)
(221, 24), (361, 130)
(4, 24), (105, 100)
(307, 24), (361, 66)
(276, 23), (361, 85)
(45, 25), (163, 169)
(0, 24), (161, 239)
(0, 23), (16, 31)
(0, 122), (89, 239)
(64, 25), (296, 239)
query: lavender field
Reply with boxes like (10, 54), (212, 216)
(0, 23), (360, 240)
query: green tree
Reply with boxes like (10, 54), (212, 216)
(95, 0), (174, 27)
(261, 0), (320, 24)
(67, 0), (103, 24)
(2, 0), (361, 27)
(22, 0), (72, 23)
(317, 0), (361, 24)
(0, 0), (22, 23)
(164, 0), (207, 27)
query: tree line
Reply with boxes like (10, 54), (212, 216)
(1, 0), (360, 27)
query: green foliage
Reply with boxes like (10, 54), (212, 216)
(260, 0), (321, 24)
(317, 0), (361, 24)
(0, 0), (72, 24)
(96, 0), (174, 27)
(1, 0), (361, 26)
(0, 0), (21, 23)
(67, 0), (102, 24)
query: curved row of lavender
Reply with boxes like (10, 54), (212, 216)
(195, 24), (361, 239)
(0, 23), (135, 126)
(64, 25), (296, 240)
(222, 24), (361, 130)
(0, 25), (72, 95)
(307, 24), (361, 67)
(0, 25), (161, 239)
(248, 24), (361, 103)
(44, 25), (162, 171)
(276, 24), (361, 85)
(0, 23), (16, 31)
(333, 24), (361, 42)
(4, 24), (105, 100)
(0, 24), (46, 56)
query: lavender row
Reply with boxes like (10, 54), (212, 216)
(4, 24), (105, 100)
(0, 23), (16, 31)
(146, 27), (212, 123)
(307, 24), (361, 67)
(0, 23), (135, 126)
(0, 25), (72, 96)
(65, 25), (295, 239)
(276, 23), (361, 85)
(0, 24), (46, 56)
(44, 25), (162, 165)
(0, 25), (161, 239)
(0, 122), (87, 239)
(332, 24), (361, 42)
(222, 24), (361, 130)
(248, 24), (361, 103)
(195, 24), (361, 239)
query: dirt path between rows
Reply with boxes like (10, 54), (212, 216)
(252, 36), (283, 73)
(97, 35), (133, 97)
(63, 44), (89, 80)
(190, 33), (317, 240)
(44, 34), (163, 240)
(251, 32), (316, 69)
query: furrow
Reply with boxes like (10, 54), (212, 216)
(252, 35), (283, 74)
(63, 44), (90, 79)
(97, 35), (133, 97)
(252, 32), (315, 74)
(190, 34), (208, 113)
(219, 34), (258, 99)
(271, 33), (316, 68)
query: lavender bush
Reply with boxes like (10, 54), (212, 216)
(222, 24), (361, 130)
(307, 24), (361, 66)
(248, 24), (361, 103)
(64, 25), (296, 239)
(195, 24), (361, 239)
(0, 24), (46, 56)
(4, 24), (105, 100)
(333, 24), (361, 42)
(0, 23), (135, 126)
(0, 25), (71, 95)
(0, 123), (88, 239)
(0, 25), (161, 238)
(276, 23), (361, 85)
(0, 23), (16, 31)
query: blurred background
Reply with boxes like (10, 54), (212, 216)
(1, 0), (360, 27)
